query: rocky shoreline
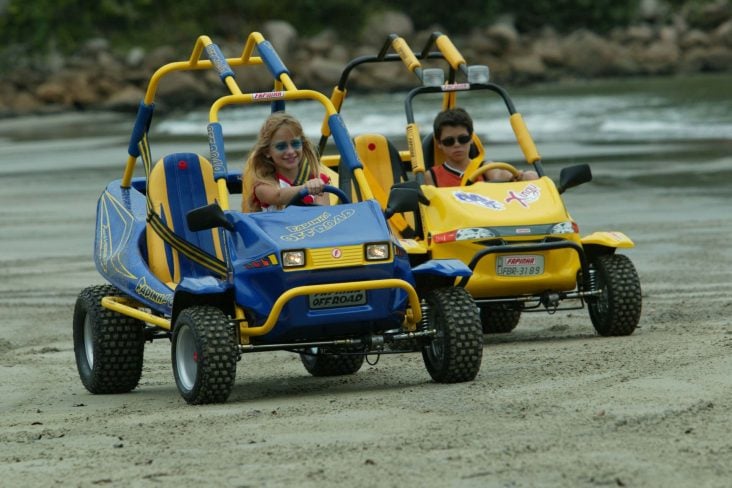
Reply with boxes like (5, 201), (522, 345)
(1, 3), (731, 117)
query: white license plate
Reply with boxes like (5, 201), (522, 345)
(309, 290), (367, 309)
(496, 255), (544, 276)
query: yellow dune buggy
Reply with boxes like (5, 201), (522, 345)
(320, 33), (642, 336)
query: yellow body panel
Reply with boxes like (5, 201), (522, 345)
(581, 231), (634, 248)
(420, 177), (583, 297)
(420, 177), (568, 232)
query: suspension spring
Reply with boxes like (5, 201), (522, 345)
(419, 299), (430, 329)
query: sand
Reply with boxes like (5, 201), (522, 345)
(1, 120), (731, 487)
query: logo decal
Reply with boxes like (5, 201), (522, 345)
(453, 191), (504, 211)
(441, 83), (470, 91)
(253, 91), (284, 100)
(280, 209), (355, 241)
(331, 248), (342, 258)
(505, 184), (541, 208)
(135, 277), (173, 306)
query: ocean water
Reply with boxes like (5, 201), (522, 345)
(146, 73), (732, 190)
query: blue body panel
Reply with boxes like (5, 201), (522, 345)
(95, 178), (176, 313)
(227, 200), (414, 341)
(95, 177), (417, 342)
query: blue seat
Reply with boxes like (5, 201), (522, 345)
(145, 153), (225, 285)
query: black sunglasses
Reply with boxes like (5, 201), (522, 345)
(439, 134), (471, 147)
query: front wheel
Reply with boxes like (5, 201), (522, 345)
(73, 284), (145, 394)
(588, 254), (642, 336)
(172, 306), (239, 404)
(300, 347), (365, 376)
(422, 287), (483, 383)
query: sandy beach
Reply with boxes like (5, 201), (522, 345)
(1, 106), (731, 487)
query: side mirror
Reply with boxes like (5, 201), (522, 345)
(557, 164), (592, 194)
(385, 185), (421, 219)
(187, 203), (234, 232)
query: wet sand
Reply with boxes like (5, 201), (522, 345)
(1, 112), (731, 487)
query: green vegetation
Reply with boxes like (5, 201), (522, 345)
(0, 0), (721, 53)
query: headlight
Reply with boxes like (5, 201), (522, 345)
(456, 228), (496, 240)
(281, 250), (305, 268)
(551, 221), (577, 234)
(365, 242), (390, 261)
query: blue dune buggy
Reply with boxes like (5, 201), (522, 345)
(73, 33), (483, 404)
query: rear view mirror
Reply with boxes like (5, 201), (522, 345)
(557, 164), (592, 194)
(385, 185), (421, 219)
(187, 203), (234, 232)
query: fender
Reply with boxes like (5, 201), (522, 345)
(172, 276), (234, 324)
(581, 231), (635, 249)
(412, 258), (472, 277)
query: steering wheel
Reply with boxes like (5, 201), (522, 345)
(462, 162), (522, 186)
(286, 184), (350, 207)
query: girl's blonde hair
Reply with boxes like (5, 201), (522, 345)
(241, 112), (321, 212)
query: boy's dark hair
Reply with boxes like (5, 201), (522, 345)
(433, 107), (473, 140)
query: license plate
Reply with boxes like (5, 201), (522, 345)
(496, 255), (544, 276)
(309, 290), (367, 309)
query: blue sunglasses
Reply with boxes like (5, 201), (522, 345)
(272, 138), (303, 152)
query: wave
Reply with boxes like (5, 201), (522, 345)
(154, 78), (732, 145)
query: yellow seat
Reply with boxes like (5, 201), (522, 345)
(352, 134), (419, 239)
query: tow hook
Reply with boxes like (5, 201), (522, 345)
(541, 292), (561, 313)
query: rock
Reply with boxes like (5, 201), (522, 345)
(305, 29), (337, 56)
(102, 85), (145, 112)
(713, 19), (732, 46)
(624, 24), (656, 45)
(126, 47), (146, 68)
(35, 79), (68, 104)
(9, 92), (41, 114)
(561, 29), (626, 77)
(299, 56), (345, 91)
(262, 20), (298, 61)
(156, 71), (209, 110)
(677, 46), (732, 71)
(361, 11), (414, 46)
(143, 46), (178, 73)
(82, 37), (110, 54)
(704, 45), (732, 70)
(636, 39), (681, 73)
(532, 29), (564, 66)
(509, 52), (547, 82)
(680, 29), (711, 49)
(484, 23), (520, 55)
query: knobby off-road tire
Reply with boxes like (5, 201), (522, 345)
(73, 284), (145, 394)
(172, 306), (239, 405)
(300, 347), (365, 376)
(422, 287), (483, 383)
(479, 305), (521, 334)
(588, 254), (642, 336)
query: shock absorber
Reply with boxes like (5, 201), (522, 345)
(588, 265), (598, 292)
(419, 298), (430, 329)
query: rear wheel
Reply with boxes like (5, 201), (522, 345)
(300, 347), (365, 376)
(172, 306), (239, 404)
(588, 254), (642, 336)
(73, 284), (145, 394)
(479, 305), (521, 334)
(422, 287), (483, 383)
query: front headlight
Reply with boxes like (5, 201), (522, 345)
(365, 242), (390, 261)
(551, 221), (577, 234)
(281, 250), (306, 268)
